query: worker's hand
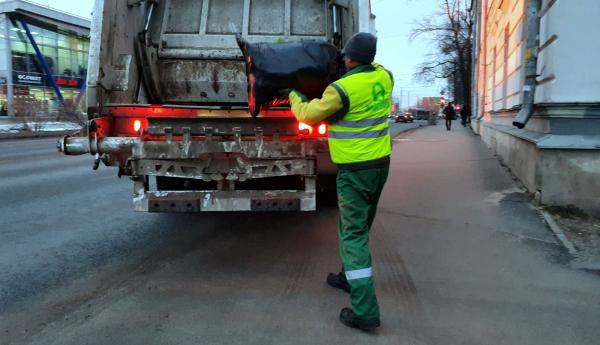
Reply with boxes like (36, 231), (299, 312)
(288, 89), (307, 102)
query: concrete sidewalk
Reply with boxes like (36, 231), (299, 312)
(0, 118), (81, 140)
(374, 122), (600, 344)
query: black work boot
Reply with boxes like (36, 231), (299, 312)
(339, 308), (380, 331)
(326, 272), (350, 293)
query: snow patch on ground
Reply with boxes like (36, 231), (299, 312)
(0, 122), (82, 134)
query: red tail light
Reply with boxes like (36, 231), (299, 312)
(113, 118), (148, 136)
(133, 119), (142, 132)
(298, 122), (313, 135)
(298, 122), (328, 137)
(132, 118), (148, 134)
(317, 123), (328, 135)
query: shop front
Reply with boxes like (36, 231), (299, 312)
(10, 71), (85, 118)
(0, 2), (90, 119)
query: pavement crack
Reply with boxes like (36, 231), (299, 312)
(495, 229), (562, 246)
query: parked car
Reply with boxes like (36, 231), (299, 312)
(412, 108), (433, 120)
(395, 112), (415, 123)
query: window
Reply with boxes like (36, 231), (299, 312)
(27, 52), (43, 74)
(12, 52), (27, 72)
(7, 20), (90, 81)
(41, 30), (57, 46)
(71, 37), (82, 52)
(74, 51), (86, 77)
(42, 46), (57, 74)
(28, 24), (43, 37)
(58, 48), (72, 76)
(11, 40), (26, 53)
(57, 33), (69, 49)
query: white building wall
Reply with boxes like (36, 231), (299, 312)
(535, 0), (600, 104)
(358, 0), (372, 33)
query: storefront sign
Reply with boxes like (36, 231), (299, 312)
(14, 73), (44, 85)
(54, 78), (81, 88)
(12, 72), (84, 89)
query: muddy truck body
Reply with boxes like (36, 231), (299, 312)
(58, 0), (374, 212)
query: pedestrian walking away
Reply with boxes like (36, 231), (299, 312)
(460, 104), (471, 127)
(443, 102), (456, 131)
(288, 32), (393, 332)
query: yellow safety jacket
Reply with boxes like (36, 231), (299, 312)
(289, 63), (394, 165)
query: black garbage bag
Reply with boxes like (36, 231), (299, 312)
(237, 35), (341, 116)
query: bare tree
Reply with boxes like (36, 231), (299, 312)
(412, 0), (473, 109)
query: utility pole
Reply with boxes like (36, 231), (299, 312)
(399, 88), (403, 111)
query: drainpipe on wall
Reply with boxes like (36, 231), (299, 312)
(513, 0), (542, 129)
(474, 0), (485, 122)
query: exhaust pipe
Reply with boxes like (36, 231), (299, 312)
(57, 135), (90, 155)
(58, 135), (138, 155)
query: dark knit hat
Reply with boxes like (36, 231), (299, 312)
(343, 32), (377, 63)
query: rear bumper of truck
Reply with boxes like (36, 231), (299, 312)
(58, 126), (330, 212)
(137, 190), (315, 212)
(57, 106), (335, 212)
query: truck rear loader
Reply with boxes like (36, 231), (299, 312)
(58, 0), (374, 212)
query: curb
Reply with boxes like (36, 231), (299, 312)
(390, 122), (426, 139)
(393, 125), (422, 139)
(540, 210), (578, 257)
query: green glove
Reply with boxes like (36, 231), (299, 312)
(289, 89), (307, 102)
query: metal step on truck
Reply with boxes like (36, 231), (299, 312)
(58, 0), (374, 212)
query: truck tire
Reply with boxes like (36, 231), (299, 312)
(317, 174), (338, 207)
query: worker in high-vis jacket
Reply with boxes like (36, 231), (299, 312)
(288, 32), (393, 331)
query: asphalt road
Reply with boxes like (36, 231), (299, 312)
(1, 122), (599, 345)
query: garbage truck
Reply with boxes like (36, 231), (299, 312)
(58, 0), (375, 212)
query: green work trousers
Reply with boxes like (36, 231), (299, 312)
(337, 165), (389, 320)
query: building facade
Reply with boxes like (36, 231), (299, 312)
(0, 0), (90, 118)
(471, 0), (600, 216)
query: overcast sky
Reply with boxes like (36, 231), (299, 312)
(372, 0), (443, 105)
(18, 0), (442, 106)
